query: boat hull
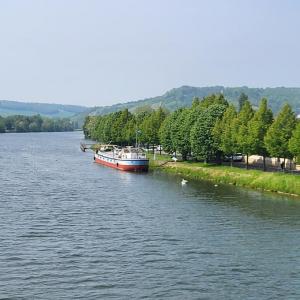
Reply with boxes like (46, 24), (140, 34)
(94, 154), (149, 172)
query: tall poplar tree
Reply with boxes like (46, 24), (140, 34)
(235, 100), (254, 169)
(289, 121), (300, 160)
(159, 111), (180, 154)
(238, 93), (249, 112)
(171, 108), (191, 160)
(191, 104), (227, 162)
(264, 104), (296, 164)
(247, 98), (273, 171)
(213, 105), (237, 166)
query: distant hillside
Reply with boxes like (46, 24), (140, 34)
(0, 100), (87, 118)
(3, 86), (300, 124)
(74, 86), (300, 124)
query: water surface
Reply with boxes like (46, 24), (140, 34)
(0, 132), (299, 299)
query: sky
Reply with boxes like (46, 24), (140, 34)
(0, 0), (300, 107)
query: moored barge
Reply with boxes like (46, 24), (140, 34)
(94, 145), (149, 172)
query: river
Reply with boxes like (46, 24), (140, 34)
(0, 131), (299, 299)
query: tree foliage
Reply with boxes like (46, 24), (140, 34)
(0, 114), (75, 133)
(238, 93), (249, 112)
(248, 99), (273, 157)
(213, 104), (237, 158)
(264, 104), (296, 159)
(190, 104), (227, 162)
(289, 122), (300, 158)
(84, 93), (300, 170)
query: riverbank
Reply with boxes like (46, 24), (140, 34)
(149, 156), (300, 197)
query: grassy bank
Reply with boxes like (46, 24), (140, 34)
(149, 156), (300, 197)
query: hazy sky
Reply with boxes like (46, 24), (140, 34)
(0, 0), (300, 106)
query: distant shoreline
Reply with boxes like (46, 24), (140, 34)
(0, 129), (79, 134)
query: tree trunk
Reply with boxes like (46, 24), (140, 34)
(216, 151), (222, 165)
(263, 156), (266, 171)
(283, 158), (286, 171)
(246, 154), (249, 170)
(152, 144), (155, 154)
(159, 147), (161, 155)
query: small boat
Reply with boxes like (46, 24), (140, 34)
(94, 145), (149, 172)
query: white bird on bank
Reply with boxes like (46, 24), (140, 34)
(181, 179), (188, 185)
(214, 184), (218, 187)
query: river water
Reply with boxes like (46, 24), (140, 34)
(0, 131), (299, 299)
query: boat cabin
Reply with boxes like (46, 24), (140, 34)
(118, 147), (146, 160)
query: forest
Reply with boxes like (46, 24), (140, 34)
(0, 114), (77, 133)
(83, 93), (300, 170)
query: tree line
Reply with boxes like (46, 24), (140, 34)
(0, 115), (77, 133)
(83, 106), (167, 149)
(84, 93), (300, 170)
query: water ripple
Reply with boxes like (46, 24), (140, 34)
(0, 132), (300, 299)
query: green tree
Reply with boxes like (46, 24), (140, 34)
(191, 104), (227, 162)
(159, 110), (180, 154)
(235, 100), (254, 168)
(41, 118), (55, 132)
(289, 121), (300, 160)
(238, 93), (249, 112)
(199, 94), (228, 109)
(264, 104), (296, 166)
(140, 107), (166, 151)
(213, 105), (237, 166)
(0, 116), (5, 133)
(247, 98), (273, 171)
(170, 108), (191, 160)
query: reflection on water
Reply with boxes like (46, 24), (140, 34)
(0, 132), (299, 299)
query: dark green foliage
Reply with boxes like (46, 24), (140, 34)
(248, 99), (273, 170)
(84, 108), (167, 147)
(0, 116), (5, 133)
(265, 104), (296, 159)
(140, 107), (167, 148)
(190, 104), (227, 162)
(84, 93), (300, 171)
(199, 93), (228, 109)
(238, 93), (249, 112)
(213, 105), (238, 160)
(235, 100), (254, 167)
(171, 108), (193, 160)
(289, 122), (300, 158)
(159, 115), (173, 153)
(0, 114), (75, 133)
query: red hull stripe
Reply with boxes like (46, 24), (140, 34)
(95, 157), (148, 171)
